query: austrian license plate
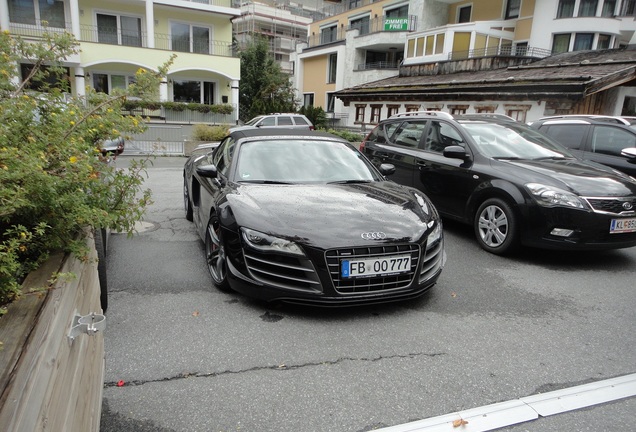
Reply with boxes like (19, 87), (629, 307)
(610, 217), (636, 234)
(341, 254), (411, 278)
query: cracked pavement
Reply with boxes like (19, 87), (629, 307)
(100, 156), (636, 432)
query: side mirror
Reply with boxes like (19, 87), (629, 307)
(621, 147), (636, 163)
(196, 164), (218, 178)
(444, 145), (469, 161)
(379, 163), (396, 176)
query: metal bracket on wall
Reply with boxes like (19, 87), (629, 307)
(68, 312), (107, 345)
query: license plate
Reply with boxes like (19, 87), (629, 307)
(341, 254), (411, 278)
(610, 217), (636, 234)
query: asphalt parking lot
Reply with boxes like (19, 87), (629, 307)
(100, 155), (636, 432)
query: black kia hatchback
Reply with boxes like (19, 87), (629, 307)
(361, 112), (636, 255)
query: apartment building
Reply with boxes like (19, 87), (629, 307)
(290, 0), (449, 125)
(305, 0), (636, 126)
(232, 0), (316, 74)
(1, 0), (241, 123)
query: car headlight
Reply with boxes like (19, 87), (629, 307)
(241, 228), (305, 256)
(427, 221), (442, 245)
(525, 183), (586, 209)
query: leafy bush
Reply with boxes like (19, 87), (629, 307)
(0, 31), (171, 307)
(298, 105), (327, 129)
(323, 128), (365, 142)
(192, 124), (229, 141)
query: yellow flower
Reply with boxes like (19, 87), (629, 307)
(69, 156), (78, 164)
(70, 121), (75, 126)
(19, 245), (27, 252)
(20, 232), (26, 239)
(107, 108), (113, 113)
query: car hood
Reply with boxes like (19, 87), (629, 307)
(225, 182), (436, 249)
(494, 158), (636, 196)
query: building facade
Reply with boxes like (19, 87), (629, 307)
(232, 0), (316, 74)
(303, 0), (636, 127)
(1, 0), (241, 123)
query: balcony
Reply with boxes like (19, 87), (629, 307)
(356, 61), (399, 71)
(79, 24), (237, 57)
(448, 45), (552, 61)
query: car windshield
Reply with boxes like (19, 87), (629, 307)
(245, 116), (264, 126)
(235, 139), (381, 184)
(461, 122), (576, 160)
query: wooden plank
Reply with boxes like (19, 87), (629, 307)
(0, 233), (105, 432)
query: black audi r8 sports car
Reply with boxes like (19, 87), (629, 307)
(183, 129), (445, 306)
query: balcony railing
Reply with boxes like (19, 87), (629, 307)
(79, 24), (237, 57)
(307, 27), (347, 48)
(448, 45), (552, 61)
(356, 61), (399, 71)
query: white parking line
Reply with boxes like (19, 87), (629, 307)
(376, 373), (636, 432)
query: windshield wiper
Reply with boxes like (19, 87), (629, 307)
(493, 156), (523, 160)
(327, 179), (373, 184)
(239, 180), (293, 184)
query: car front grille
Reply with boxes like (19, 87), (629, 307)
(585, 196), (636, 215)
(325, 244), (420, 294)
(243, 250), (321, 292)
(419, 239), (444, 284)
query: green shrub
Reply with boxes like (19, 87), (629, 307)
(298, 105), (327, 129)
(0, 31), (172, 307)
(323, 128), (365, 142)
(191, 124), (229, 141)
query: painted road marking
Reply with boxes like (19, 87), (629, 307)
(376, 373), (636, 432)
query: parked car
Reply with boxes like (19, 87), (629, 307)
(230, 113), (314, 132)
(530, 115), (636, 177)
(183, 128), (445, 305)
(361, 111), (636, 255)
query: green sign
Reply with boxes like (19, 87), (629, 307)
(384, 18), (409, 31)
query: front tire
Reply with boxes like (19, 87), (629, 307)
(205, 215), (231, 291)
(474, 198), (518, 255)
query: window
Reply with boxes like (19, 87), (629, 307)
(552, 34), (571, 53)
(20, 63), (69, 92)
(515, 42), (528, 56)
(9, 0), (66, 27)
(425, 121), (465, 152)
(97, 13), (142, 47)
(350, 16), (370, 35)
(171, 22), (211, 54)
(93, 73), (136, 94)
(393, 121), (427, 148)
(173, 80), (216, 104)
(557, 0), (575, 18)
(602, 0), (617, 16)
(328, 53), (337, 83)
(623, 0), (636, 15)
(385, 5), (408, 18)
(349, 0), (361, 9)
(320, 25), (338, 44)
(542, 125), (587, 149)
(303, 93), (314, 107)
(405, 105), (420, 112)
(370, 105), (382, 123)
(505, 106), (530, 122)
(326, 93), (336, 112)
(579, 0), (599, 16)
(355, 104), (366, 123)
(449, 105), (468, 115)
(505, 0), (521, 19)
(387, 105), (400, 117)
(213, 136), (236, 177)
(278, 117), (293, 126)
(592, 126), (636, 155)
(458, 5), (472, 23)
(597, 34), (612, 49)
(574, 33), (594, 50)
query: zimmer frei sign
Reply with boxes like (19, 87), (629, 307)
(384, 17), (409, 31)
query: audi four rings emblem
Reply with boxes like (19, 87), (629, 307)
(361, 232), (387, 240)
(623, 201), (634, 211)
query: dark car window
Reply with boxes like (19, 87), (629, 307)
(392, 121), (427, 147)
(213, 136), (236, 176)
(278, 116), (293, 125)
(425, 121), (465, 153)
(541, 124), (587, 149)
(293, 116), (309, 125)
(591, 125), (636, 156)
